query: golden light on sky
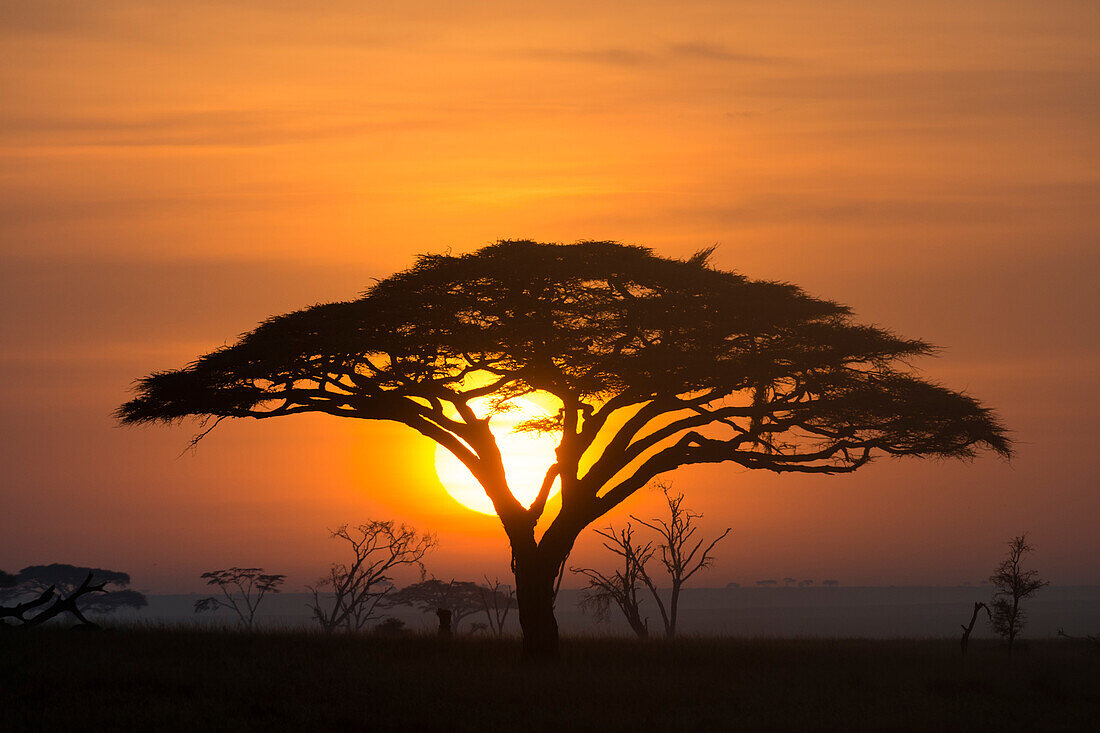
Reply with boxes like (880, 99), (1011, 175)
(434, 398), (561, 516)
(1, 1), (1097, 591)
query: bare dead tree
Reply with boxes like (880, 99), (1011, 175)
(572, 525), (654, 639)
(1, 571), (110, 629)
(478, 576), (517, 637)
(194, 567), (286, 629)
(308, 521), (435, 633)
(960, 601), (990, 656)
(989, 533), (1047, 655)
(632, 481), (731, 637)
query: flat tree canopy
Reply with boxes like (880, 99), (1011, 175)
(119, 240), (1008, 659)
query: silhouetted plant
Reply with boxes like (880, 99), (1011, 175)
(1056, 628), (1100, 652)
(0, 570), (114, 629)
(631, 482), (730, 637)
(384, 579), (484, 633)
(119, 240), (1011, 661)
(988, 534), (1047, 655)
(307, 521), (434, 634)
(960, 601), (990, 656)
(477, 576), (517, 637)
(194, 567), (286, 629)
(373, 616), (409, 637)
(10, 564), (147, 616)
(1, 564), (146, 629)
(573, 525), (654, 638)
(574, 483), (728, 638)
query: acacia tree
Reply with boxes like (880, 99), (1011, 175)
(384, 579), (484, 633)
(989, 533), (1047, 655)
(194, 567), (286, 629)
(1, 570), (114, 629)
(9, 564), (147, 616)
(307, 521), (434, 633)
(119, 240), (1009, 660)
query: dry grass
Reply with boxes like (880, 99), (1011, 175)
(2, 626), (1098, 731)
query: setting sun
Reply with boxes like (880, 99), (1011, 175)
(434, 398), (561, 515)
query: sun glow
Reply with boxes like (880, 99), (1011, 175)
(434, 398), (561, 515)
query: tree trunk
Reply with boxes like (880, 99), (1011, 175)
(960, 601), (987, 656)
(514, 552), (560, 663)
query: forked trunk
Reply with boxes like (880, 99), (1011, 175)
(514, 552), (560, 662)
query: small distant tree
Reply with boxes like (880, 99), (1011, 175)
(13, 564), (147, 616)
(373, 617), (410, 637)
(631, 483), (731, 637)
(1, 570), (113, 629)
(308, 521), (435, 633)
(1, 564), (146, 628)
(194, 567), (286, 629)
(573, 525), (654, 638)
(960, 601), (990, 656)
(478, 576), (517, 637)
(989, 533), (1047, 654)
(384, 579), (483, 633)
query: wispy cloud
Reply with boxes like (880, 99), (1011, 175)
(0, 109), (442, 148)
(516, 42), (792, 68)
(667, 43), (791, 65)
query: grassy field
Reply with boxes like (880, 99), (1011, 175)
(2, 627), (1098, 731)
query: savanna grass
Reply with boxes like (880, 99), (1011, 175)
(2, 625), (1097, 731)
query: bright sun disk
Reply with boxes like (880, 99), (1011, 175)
(434, 398), (561, 515)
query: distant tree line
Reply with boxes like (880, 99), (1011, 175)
(194, 518), (516, 636)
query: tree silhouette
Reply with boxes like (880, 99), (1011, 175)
(307, 521), (434, 633)
(10, 564), (147, 616)
(631, 482), (730, 637)
(989, 533), (1047, 655)
(194, 567), (286, 629)
(573, 524), (654, 638)
(960, 601), (990, 656)
(1, 570), (114, 629)
(478, 576), (517, 637)
(384, 579), (483, 633)
(119, 240), (1009, 660)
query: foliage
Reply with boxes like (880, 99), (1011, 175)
(194, 567), (286, 629)
(0, 570), (114, 628)
(384, 579), (484, 631)
(120, 240), (1011, 659)
(988, 534), (1047, 653)
(372, 617), (410, 637)
(307, 521), (435, 633)
(5, 563), (147, 615)
(0, 564), (146, 626)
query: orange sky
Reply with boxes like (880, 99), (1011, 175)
(2, 1), (1098, 593)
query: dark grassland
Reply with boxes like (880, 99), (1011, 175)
(2, 627), (1097, 731)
